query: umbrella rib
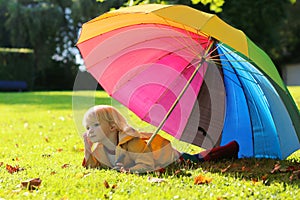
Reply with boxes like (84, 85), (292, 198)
(212, 58), (262, 85)
(208, 43), (266, 77)
(153, 20), (210, 61)
(125, 25), (212, 107)
(147, 41), (215, 146)
(213, 59), (265, 76)
(150, 39), (213, 115)
(200, 43), (265, 86)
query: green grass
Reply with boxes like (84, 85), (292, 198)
(0, 89), (300, 199)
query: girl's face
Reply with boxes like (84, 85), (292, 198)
(85, 117), (113, 143)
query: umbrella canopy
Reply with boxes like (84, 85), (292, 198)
(76, 4), (300, 159)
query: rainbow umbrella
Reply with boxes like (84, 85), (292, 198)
(76, 4), (300, 159)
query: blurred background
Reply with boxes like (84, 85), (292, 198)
(0, 0), (299, 91)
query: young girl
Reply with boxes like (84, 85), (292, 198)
(82, 105), (239, 173)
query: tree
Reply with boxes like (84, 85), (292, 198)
(219, 0), (291, 65)
(96, 0), (224, 13)
(0, 0), (101, 89)
(279, 2), (300, 64)
(3, 0), (65, 89)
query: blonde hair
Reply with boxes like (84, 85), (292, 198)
(83, 105), (132, 133)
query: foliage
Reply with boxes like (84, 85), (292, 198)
(219, 0), (299, 66)
(4, 0), (64, 88)
(97, 0), (224, 12)
(279, 3), (300, 63)
(0, 90), (299, 199)
(0, 0), (299, 90)
(0, 1), (67, 89)
(0, 52), (34, 86)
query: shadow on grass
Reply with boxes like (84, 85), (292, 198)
(160, 158), (300, 186)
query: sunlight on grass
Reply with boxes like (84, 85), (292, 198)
(0, 90), (299, 199)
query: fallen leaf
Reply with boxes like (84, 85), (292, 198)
(241, 166), (251, 172)
(0, 162), (3, 167)
(104, 180), (110, 188)
(147, 176), (165, 183)
(61, 164), (70, 168)
(194, 174), (212, 185)
(280, 166), (297, 173)
(50, 171), (56, 175)
(261, 174), (268, 182)
(174, 169), (184, 177)
(270, 164), (299, 174)
(6, 164), (24, 174)
(251, 178), (258, 184)
(294, 170), (300, 179)
(21, 178), (42, 190)
(221, 165), (231, 173)
(270, 163), (281, 174)
(57, 148), (63, 152)
(12, 157), (19, 161)
(112, 184), (117, 189)
(288, 169), (300, 181)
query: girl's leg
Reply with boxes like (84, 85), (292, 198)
(180, 141), (239, 163)
(198, 141), (239, 161)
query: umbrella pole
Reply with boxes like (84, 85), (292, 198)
(147, 41), (214, 146)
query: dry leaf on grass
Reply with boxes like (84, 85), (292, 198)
(271, 163), (300, 174)
(221, 165), (231, 173)
(6, 164), (24, 174)
(194, 174), (212, 185)
(270, 163), (281, 174)
(104, 180), (110, 188)
(50, 171), (56, 175)
(112, 184), (117, 189)
(61, 164), (70, 168)
(21, 178), (42, 190)
(103, 180), (117, 189)
(289, 170), (300, 181)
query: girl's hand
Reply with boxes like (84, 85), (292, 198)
(83, 132), (94, 160)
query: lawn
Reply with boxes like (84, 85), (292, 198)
(0, 89), (299, 199)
